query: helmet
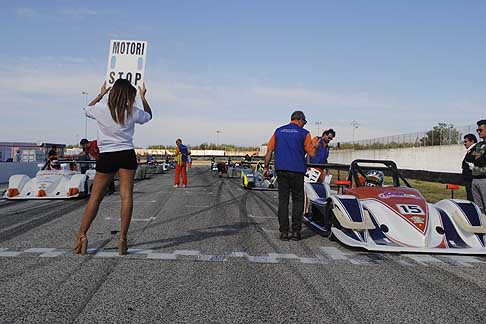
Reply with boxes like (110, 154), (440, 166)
(364, 170), (384, 187)
(50, 159), (61, 170)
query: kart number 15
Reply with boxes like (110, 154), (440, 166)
(397, 204), (425, 215)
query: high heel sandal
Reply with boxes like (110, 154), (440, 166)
(73, 234), (88, 255)
(118, 237), (128, 256)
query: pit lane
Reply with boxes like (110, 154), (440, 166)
(1, 166), (486, 324)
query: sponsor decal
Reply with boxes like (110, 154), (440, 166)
(396, 204), (425, 216)
(378, 192), (420, 199)
(410, 216), (425, 224)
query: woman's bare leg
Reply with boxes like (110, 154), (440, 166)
(118, 168), (135, 239)
(77, 172), (114, 236)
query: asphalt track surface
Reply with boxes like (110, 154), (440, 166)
(2, 167), (486, 323)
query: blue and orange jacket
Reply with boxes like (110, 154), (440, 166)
(175, 144), (189, 165)
(267, 121), (314, 174)
(309, 137), (329, 164)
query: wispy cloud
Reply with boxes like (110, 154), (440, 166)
(253, 86), (392, 110)
(0, 56), (481, 145)
(16, 8), (36, 17)
(61, 8), (97, 18)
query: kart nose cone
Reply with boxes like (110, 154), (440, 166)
(68, 188), (79, 196)
(7, 188), (20, 197)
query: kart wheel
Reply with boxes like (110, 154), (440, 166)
(328, 231), (337, 242)
(324, 199), (336, 239)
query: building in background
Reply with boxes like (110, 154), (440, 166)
(0, 142), (66, 162)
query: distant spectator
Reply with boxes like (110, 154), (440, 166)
(174, 138), (189, 188)
(147, 154), (155, 164)
(307, 128), (336, 181)
(187, 153), (192, 169)
(15, 150), (21, 162)
(465, 120), (486, 212)
(79, 138), (100, 161)
(48, 145), (57, 159)
(462, 133), (478, 201)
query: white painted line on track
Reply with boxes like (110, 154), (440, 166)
(248, 215), (276, 219)
(103, 200), (158, 203)
(319, 247), (370, 265)
(185, 205), (210, 208)
(405, 254), (445, 266)
(261, 228), (279, 233)
(2, 247), (486, 268)
(147, 253), (177, 260)
(95, 251), (120, 257)
(0, 250), (22, 257)
(174, 250), (201, 256)
(105, 217), (157, 222)
(442, 255), (484, 267)
(25, 248), (55, 253)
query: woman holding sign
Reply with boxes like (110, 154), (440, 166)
(73, 79), (152, 255)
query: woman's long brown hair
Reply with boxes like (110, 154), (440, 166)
(108, 79), (137, 125)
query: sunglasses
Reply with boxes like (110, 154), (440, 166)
(477, 128), (485, 133)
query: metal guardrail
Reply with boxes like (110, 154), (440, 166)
(339, 124), (476, 150)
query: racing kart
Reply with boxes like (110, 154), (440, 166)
(4, 160), (95, 200)
(304, 159), (486, 254)
(145, 162), (168, 174)
(241, 161), (278, 190)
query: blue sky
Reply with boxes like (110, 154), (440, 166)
(1, 1), (485, 147)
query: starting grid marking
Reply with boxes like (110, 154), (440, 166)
(0, 246), (485, 267)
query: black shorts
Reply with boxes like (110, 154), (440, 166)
(96, 149), (138, 173)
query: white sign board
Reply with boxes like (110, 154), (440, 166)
(106, 40), (147, 89)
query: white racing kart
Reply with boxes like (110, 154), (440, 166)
(241, 161), (278, 190)
(304, 159), (486, 255)
(4, 160), (95, 200)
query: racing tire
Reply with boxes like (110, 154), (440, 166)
(79, 180), (90, 199)
(325, 199), (337, 240)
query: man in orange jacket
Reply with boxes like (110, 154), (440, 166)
(174, 138), (189, 188)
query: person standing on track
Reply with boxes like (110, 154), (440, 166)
(462, 133), (477, 201)
(307, 128), (335, 181)
(174, 138), (189, 188)
(73, 79), (152, 256)
(264, 110), (317, 241)
(466, 120), (486, 212)
(78, 137), (115, 193)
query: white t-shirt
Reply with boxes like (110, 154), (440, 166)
(85, 102), (151, 153)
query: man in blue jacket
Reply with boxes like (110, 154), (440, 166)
(264, 111), (317, 241)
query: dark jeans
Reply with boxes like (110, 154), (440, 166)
(465, 180), (473, 202)
(276, 171), (304, 233)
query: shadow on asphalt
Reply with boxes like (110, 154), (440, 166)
(131, 222), (250, 249)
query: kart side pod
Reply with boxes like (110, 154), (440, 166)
(437, 199), (486, 234)
(330, 195), (376, 231)
(7, 175), (30, 197)
(451, 211), (486, 233)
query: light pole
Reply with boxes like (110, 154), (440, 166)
(315, 121), (322, 137)
(82, 91), (88, 138)
(351, 120), (360, 147)
(216, 130), (222, 147)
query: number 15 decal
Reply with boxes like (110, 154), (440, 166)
(397, 204), (425, 215)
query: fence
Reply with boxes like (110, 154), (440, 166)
(339, 124), (476, 150)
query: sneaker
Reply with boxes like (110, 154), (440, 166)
(279, 232), (289, 241)
(173, 184), (179, 188)
(290, 231), (302, 241)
